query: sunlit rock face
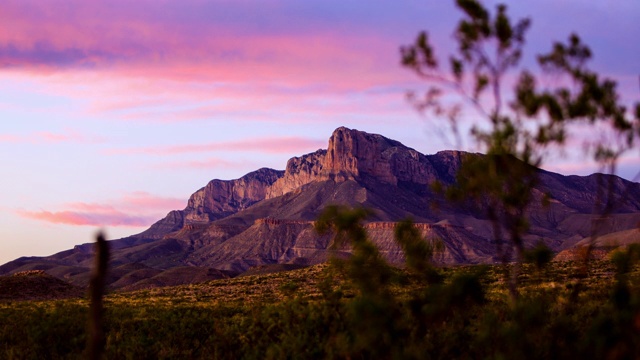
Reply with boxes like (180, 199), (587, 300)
(323, 126), (398, 183)
(321, 127), (442, 185)
(195, 127), (459, 208)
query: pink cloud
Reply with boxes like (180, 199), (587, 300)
(36, 131), (84, 143)
(17, 209), (156, 227)
(0, 134), (20, 143)
(34, 131), (106, 144)
(0, 0), (413, 117)
(0, 130), (106, 144)
(120, 191), (186, 211)
(1, 0), (631, 135)
(0, 1), (401, 87)
(85, 79), (410, 117)
(110, 87), (413, 124)
(0, 1), (423, 128)
(147, 79), (409, 116)
(16, 191), (186, 227)
(543, 161), (598, 175)
(158, 158), (260, 171)
(108, 136), (325, 156)
(0, 36), (415, 126)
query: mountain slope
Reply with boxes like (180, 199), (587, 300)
(0, 270), (84, 301)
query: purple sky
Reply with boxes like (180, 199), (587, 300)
(1, 0), (638, 265)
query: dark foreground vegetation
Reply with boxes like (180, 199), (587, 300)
(1, 247), (638, 359)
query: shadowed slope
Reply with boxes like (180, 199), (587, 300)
(0, 271), (84, 301)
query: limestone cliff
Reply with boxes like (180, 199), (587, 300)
(183, 168), (284, 224)
(321, 126), (440, 185)
(185, 127), (459, 214)
(265, 149), (326, 199)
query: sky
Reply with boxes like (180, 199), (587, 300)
(0, 0), (639, 265)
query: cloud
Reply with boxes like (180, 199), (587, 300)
(66, 192), (186, 213)
(106, 85), (415, 124)
(35, 131), (106, 144)
(17, 209), (157, 227)
(155, 158), (260, 171)
(0, 0), (416, 128)
(16, 191), (186, 228)
(0, 129), (106, 144)
(108, 136), (326, 156)
(0, 1), (402, 86)
(0, 134), (20, 143)
(119, 191), (186, 211)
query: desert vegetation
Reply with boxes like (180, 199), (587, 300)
(1, 240), (639, 359)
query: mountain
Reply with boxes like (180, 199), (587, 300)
(2, 126), (640, 289)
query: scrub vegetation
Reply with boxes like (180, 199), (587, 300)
(1, 236), (639, 359)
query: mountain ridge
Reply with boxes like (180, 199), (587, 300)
(2, 126), (640, 290)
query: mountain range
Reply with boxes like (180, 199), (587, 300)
(2, 126), (640, 290)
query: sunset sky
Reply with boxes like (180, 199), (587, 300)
(1, 0), (638, 265)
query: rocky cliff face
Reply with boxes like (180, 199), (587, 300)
(160, 127), (454, 232)
(266, 150), (326, 199)
(321, 127), (442, 185)
(323, 127), (401, 183)
(183, 128), (460, 214)
(266, 126), (439, 197)
(184, 168), (284, 224)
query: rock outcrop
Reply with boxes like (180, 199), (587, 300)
(266, 127), (448, 193)
(184, 167), (284, 224)
(320, 127), (445, 185)
(178, 127), (466, 222)
(266, 150), (326, 199)
(323, 127), (408, 184)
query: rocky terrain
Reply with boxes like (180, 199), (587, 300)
(2, 126), (640, 290)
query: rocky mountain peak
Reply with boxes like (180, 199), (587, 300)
(322, 127), (439, 185)
(322, 127), (403, 183)
(268, 127), (418, 196)
(141, 128), (469, 237)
